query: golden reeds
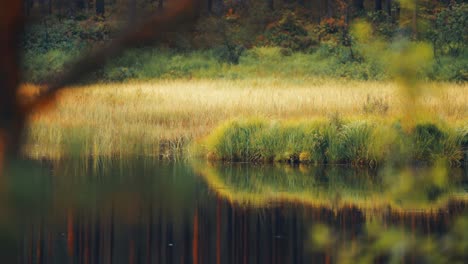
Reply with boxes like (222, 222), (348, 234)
(21, 79), (467, 158)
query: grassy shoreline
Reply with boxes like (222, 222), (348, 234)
(200, 118), (467, 166)
(22, 79), (467, 165)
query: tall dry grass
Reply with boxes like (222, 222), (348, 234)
(21, 79), (467, 158)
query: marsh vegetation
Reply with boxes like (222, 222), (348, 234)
(2, 0), (467, 262)
(23, 80), (467, 164)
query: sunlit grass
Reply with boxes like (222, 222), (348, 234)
(21, 79), (467, 158)
(200, 118), (467, 166)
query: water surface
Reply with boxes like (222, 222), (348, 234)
(2, 158), (467, 263)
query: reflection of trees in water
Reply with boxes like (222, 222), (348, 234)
(18, 196), (467, 263)
(10, 159), (467, 263)
(6, 158), (198, 262)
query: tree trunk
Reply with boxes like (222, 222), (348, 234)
(207, 0), (212, 13)
(345, 2), (350, 24)
(96, 0), (105, 15)
(48, 0), (52, 14)
(40, 0), (49, 15)
(353, 0), (364, 13)
(298, 0), (304, 7)
(395, 0), (400, 20)
(159, 0), (163, 10)
(412, 0), (417, 39)
(327, 0), (334, 17)
(25, 0), (31, 16)
(385, 0), (391, 16)
(267, 0), (274, 11)
(317, 0), (323, 22)
(0, 0), (24, 159)
(76, 0), (85, 10)
(375, 0), (382, 11)
(213, 0), (224, 15)
(30, 0), (34, 14)
(129, 0), (136, 23)
(66, 2), (76, 17)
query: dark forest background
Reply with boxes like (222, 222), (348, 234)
(21, 0), (467, 82)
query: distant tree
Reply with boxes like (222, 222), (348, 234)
(39, 0), (49, 15)
(208, 0), (212, 12)
(268, 0), (274, 10)
(214, 0), (224, 15)
(159, 0), (164, 9)
(96, 0), (105, 15)
(317, 0), (323, 21)
(432, 2), (467, 56)
(375, 0), (382, 11)
(327, 0), (334, 17)
(129, 0), (136, 22)
(24, 0), (32, 16)
(76, 0), (85, 10)
(385, 0), (392, 16)
(353, 0), (364, 13)
(412, 0), (417, 39)
(23, 0), (30, 16)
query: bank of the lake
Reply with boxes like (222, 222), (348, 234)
(200, 118), (467, 166)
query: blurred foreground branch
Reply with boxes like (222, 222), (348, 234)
(0, 0), (199, 165)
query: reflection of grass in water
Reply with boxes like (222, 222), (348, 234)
(194, 162), (468, 215)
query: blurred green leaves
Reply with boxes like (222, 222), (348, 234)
(310, 213), (468, 264)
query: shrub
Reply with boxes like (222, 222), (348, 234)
(22, 17), (114, 53)
(318, 17), (346, 36)
(104, 67), (136, 82)
(22, 48), (79, 83)
(432, 2), (468, 57)
(428, 55), (468, 82)
(213, 44), (245, 64)
(262, 12), (315, 52)
(367, 11), (396, 39)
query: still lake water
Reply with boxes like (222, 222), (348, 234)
(2, 158), (467, 263)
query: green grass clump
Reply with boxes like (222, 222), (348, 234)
(411, 123), (446, 162)
(202, 118), (467, 166)
(340, 121), (375, 165)
(205, 119), (266, 161)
